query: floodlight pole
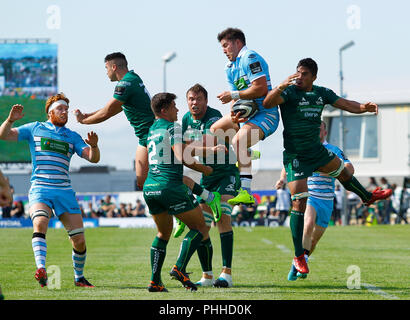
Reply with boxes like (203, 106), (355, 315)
(162, 52), (176, 92)
(339, 41), (355, 226)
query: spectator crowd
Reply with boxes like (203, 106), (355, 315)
(1, 173), (409, 226)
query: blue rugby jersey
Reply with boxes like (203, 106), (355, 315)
(225, 46), (274, 112)
(17, 121), (88, 190)
(307, 141), (351, 201)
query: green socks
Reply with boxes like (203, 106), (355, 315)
(290, 210), (305, 257)
(150, 237), (168, 284)
(220, 231), (233, 269)
(197, 237), (213, 272)
(340, 176), (372, 202)
(176, 229), (204, 271)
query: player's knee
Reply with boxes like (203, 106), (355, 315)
(292, 201), (306, 213)
(73, 236), (86, 251)
(68, 228), (85, 244)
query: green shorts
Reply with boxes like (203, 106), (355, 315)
(143, 184), (198, 215)
(199, 172), (240, 203)
(283, 144), (336, 182)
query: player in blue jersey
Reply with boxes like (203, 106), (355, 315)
(211, 28), (280, 206)
(276, 121), (354, 280)
(0, 93), (100, 288)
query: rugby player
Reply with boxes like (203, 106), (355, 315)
(144, 92), (220, 292)
(211, 28), (280, 206)
(264, 58), (392, 276)
(176, 84), (239, 288)
(276, 121), (354, 280)
(75, 52), (154, 190)
(0, 94), (100, 287)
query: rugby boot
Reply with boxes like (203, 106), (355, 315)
(74, 277), (95, 287)
(227, 188), (255, 206)
(148, 281), (168, 292)
(35, 267), (48, 287)
(293, 254), (309, 275)
(365, 187), (393, 206)
(170, 265), (197, 291)
(207, 192), (222, 222)
(213, 272), (233, 288)
(173, 217), (186, 238)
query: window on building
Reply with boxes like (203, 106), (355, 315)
(327, 115), (378, 159)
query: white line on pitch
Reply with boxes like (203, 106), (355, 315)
(362, 283), (400, 300)
(261, 238), (273, 245)
(276, 244), (292, 254)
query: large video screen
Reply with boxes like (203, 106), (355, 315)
(0, 42), (57, 163)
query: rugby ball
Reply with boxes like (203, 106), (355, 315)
(232, 99), (258, 118)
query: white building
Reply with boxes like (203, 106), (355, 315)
(323, 102), (410, 184)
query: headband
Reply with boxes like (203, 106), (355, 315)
(48, 100), (68, 113)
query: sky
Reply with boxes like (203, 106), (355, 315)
(1, 0), (409, 171)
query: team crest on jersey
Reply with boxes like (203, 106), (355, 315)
(316, 97), (324, 105)
(293, 158), (299, 168)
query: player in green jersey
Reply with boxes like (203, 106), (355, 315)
(144, 92), (224, 292)
(176, 84), (240, 288)
(263, 58), (392, 276)
(75, 52), (154, 190)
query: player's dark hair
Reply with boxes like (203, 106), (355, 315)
(217, 28), (246, 45)
(297, 58), (318, 77)
(151, 92), (177, 116)
(186, 83), (208, 100)
(104, 52), (128, 69)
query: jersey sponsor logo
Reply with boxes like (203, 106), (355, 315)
(248, 53), (256, 59)
(316, 97), (324, 105)
(234, 77), (248, 90)
(144, 190), (162, 196)
(118, 81), (131, 86)
(294, 172), (305, 177)
(40, 138), (69, 156)
(249, 61), (262, 74)
(114, 86), (126, 96)
(225, 183), (235, 192)
(298, 97), (310, 106)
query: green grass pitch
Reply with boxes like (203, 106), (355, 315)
(0, 95), (46, 163)
(0, 225), (409, 300)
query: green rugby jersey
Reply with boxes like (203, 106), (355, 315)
(279, 85), (340, 154)
(144, 118), (184, 189)
(113, 70), (155, 139)
(181, 107), (238, 181)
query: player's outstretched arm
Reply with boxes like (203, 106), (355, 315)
(263, 73), (297, 108)
(82, 131), (100, 163)
(332, 98), (378, 115)
(0, 104), (24, 141)
(0, 170), (12, 207)
(74, 98), (123, 124)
